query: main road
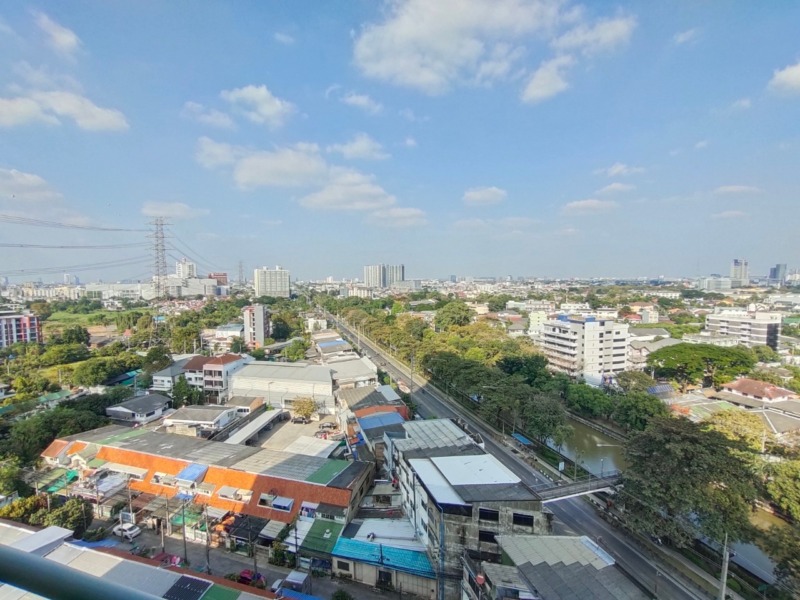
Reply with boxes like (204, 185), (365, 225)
(332, 315), (703, 600)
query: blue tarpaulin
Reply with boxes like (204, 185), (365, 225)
(175, 463), (208, 483)
(512, 433), (532, 446)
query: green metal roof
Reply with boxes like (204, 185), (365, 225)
(304, 460), (349, 484)
(200, 584), (240, 600)
(300, 519), (344, 556)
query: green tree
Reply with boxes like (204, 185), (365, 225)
(612, 391), (669, 431)
(703, 409), (771, 453)
(292, 397), (317, 419)
(434, 302), (474, 330)
(72, 359), (111, 386)
(171, 375), (200, 408)
(764, 524), (800, 594)
(0, 458), (32, 497)
(565, 384), (614, 419)
(40, 343), (91, 367)
(46, 498), (94, 538)
(282, 340), (308, 362)
(622, 417), (758, 546)
(143, 345), (172, 373)
(647, 343), (756, 389)
(615, 371), (656, 394)
(249, 348), (266, 360)
(766, 460), (800, 521)
(230, 337), (246, 354)
(60, 326), (91, 345)
(752, 345), (780, 363)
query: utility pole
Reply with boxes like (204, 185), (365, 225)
(718, 533), (729, 600)
(162, 495), (170, 553)
(181, 501), (188, 565)
(203, 507), (211, 574)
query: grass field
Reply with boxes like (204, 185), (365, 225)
(43, 308), (153, 335)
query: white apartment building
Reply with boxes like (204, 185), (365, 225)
(242, 304), (270, 349)
(175, 258), (197, 279)
(540, 315), (629, 380)
(362, 264), (405, 288)
(731, 258), (750, 288)
(697, 277), (732, 292)
(253, 266), (290, 298)
(704, 309), (782, 349)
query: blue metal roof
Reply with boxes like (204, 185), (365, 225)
(332, 538), (436, 579)
(647, 384), (675, 396)
(512, 433), (533, 446)
(280, 590), (323, 600)
(317, 339), (345, 348)
(176, 463), (208, 482)
(357, 411), (405, 431)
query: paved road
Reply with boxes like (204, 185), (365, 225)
(333, 316), (703, 600)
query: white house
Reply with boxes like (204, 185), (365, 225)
(163, 405), (238, 436)
(105, 394), (172, 424)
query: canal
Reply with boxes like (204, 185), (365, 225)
(549, 417), (628, 474)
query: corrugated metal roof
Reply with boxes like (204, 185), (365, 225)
(332, 538), (436, 579)
(357, 411), (405, 430)
(176, 463), (208, 483)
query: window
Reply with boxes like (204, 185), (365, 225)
(513, 513), (534, 527)
(478, 508), (499, 522)
(377, 570), (392, 587)
(337, 560), (350, 572)
(478, 530), (497, 544)
(258, 493), (274, 507)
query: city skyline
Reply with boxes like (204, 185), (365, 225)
(1, 2), (800, 281)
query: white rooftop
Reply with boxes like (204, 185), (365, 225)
(431, 454), (520, 486)
(396, 418), (475, 452)
(408, 458), (465, 506)
(351, 518), (426, 552)
(234, 362), (332, 384)
(282, 435), (341, 458)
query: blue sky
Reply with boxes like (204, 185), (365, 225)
(1, 1), (799, 283)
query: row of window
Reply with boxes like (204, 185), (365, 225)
(478, 508), (535, 527)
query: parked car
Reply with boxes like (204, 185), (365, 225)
(270, 579), (283, 593)
(112, 523), (142, 541)
(318, 422), (336, 430)
(291, 416), (310, 424)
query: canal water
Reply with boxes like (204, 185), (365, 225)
(550, 417), (628, 475)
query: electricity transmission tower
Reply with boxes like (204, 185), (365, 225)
(148, 218), (168, 299)
(238, 260), (244, 286)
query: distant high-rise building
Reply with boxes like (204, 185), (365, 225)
(176, 258), (197, 279)
(208, 272), (229, 286)
(363, 264), (405, 288)
(242, 304), (271, 348)
(769, 264), (787, 285)
(730, 259), (749, 288)
(254, 266), (290, 297)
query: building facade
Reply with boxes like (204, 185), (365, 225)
(0, 310), (42, 348)
(254, 266), (291, 298)
(175, 258), (197, 279)
(242, 304), (271, 349)
(704, 310), (782, 349)
(730, 258), (750, 288)
(362, 264), (405, 288)
(540, 315), (629, 380)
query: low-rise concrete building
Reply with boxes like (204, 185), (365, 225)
(105, 394), (171, 424)
(163, 405), (239, 437)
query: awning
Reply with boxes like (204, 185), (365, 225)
(217, 485), (238, 498)
(260, 520), (288, 540)
(272, 496), (294, 511)
(175, 463), (208, 483)
(102, 463), (148, 478)
(512, 433), (533, 446)
(205, 506), (228, 520)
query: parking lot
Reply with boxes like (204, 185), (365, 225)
(258, 414), (342, 452)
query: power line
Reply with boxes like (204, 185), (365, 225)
(0, 256), (150, 276)
(168, 231), (225, 272)
(0, 242), (148, 249)
(0, 214), (148, 232)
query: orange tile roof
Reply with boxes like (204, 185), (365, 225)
(41, 439), (70, 458)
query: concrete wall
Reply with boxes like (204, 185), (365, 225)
(332, 559), (436, 599)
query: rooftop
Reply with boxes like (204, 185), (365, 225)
(106, 394), (171, 415)
(332, 537), (436, 579)
(166, 405), (234, 423)
(395, 418), (478, 453)
(233, 362), (332, 384)
(300, 519), (344, 556)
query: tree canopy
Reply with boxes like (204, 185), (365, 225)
(622, 416), (759, 546)
(434, 302), (474, 330)
(647, 343), (756, 389)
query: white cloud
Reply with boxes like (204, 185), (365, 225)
(0, 96), (57, 127)
(673, 28), (698, 45)
(552, 15), (637, 56)
(274, 32), (295, 45)
(234, 145), (328, 189)
(596, 182), (634, 194)
(555, 226), (579, 236)
(594, 162), (644, 177)
(34, 11), (81, 57)
(12, 62), (82, 92)
(712, 210), (748, 220)
(181, 101), (235, 129)
(562, 198), (618, 215)
(221, 84), (295, 128)
(404, 136), (417, 147)
(462, 186), (507, 206)
(141, 202), (209, 219)
(327, 133), (389, 160)
(299, 167), (396, 211)
(730, 97), (751, 111)
(521, 55), (575, 103)
(353, 0), (562, 94)
(399, 108), (426, 122)
(694, 140), (708, 149)
(768, 60), (800, 94)
(0, 168), (62, 202)
(713, 185), (762, 195)
(195, 136), (239, 168)
(341, 92), (383, 115)
(29, 91), (128, 130)
(368, 206), (427, 228)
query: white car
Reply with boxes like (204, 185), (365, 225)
(112, 523), (142, 541)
